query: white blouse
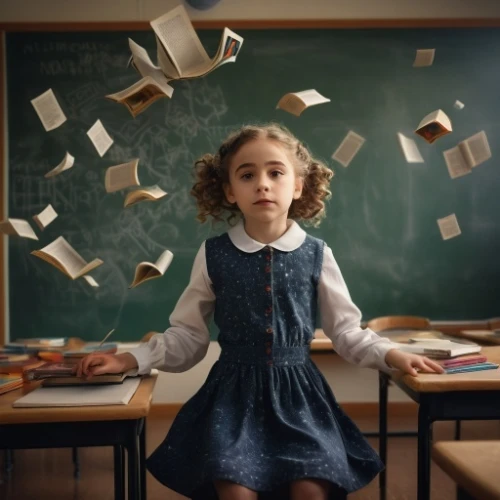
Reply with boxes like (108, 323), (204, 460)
(128, 220), (398, 375)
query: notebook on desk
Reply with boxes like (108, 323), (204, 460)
(12, 377), (141, 407)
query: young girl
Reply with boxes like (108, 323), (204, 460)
(78, 123), (443, 500)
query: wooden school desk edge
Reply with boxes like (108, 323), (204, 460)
(392, 346), (500, 393)
(0, 372), (157, 425)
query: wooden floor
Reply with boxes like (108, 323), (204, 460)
(1, 415), (499, 500)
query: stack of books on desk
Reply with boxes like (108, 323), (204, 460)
(24, 361), (131, 386)
(395, 339), (499, 374)
(0, 374), (23, 395)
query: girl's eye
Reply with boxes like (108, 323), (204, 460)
(241, 173), (253, 180)
(271, 170), (284, 177)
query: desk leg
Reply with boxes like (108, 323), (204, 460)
(114, 445), (125, 500)
(4, 450), (13, 476)
(378, 372), (388, 500)
(127, 420), (141, 500)
(72, 447), (80, 479)
(417, 402), (432, 500)
(139, 419), (147, 500)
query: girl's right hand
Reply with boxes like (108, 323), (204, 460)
(76, 353), (137, 379)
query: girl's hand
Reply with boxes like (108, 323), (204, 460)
(385, 349), (445, 377)
(76, 353), (138, 379)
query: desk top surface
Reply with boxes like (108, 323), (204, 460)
(394, 346), (500, 393)
(0, 373), (157, 425)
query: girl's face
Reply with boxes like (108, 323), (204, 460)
(223, 138), (303, 225)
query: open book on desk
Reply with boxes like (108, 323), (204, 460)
(12, 377), (142, 407)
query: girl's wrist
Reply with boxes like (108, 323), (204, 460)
(116, 352), (139, 372)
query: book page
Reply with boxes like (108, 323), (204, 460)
(463, 131), (491, 168)
(31, 236), (98, 279)
(128, 38), (177, 89)
(0, 218), (38, 240)
(276, 94), (304, 117)
(105, 159), (140, 193)
(82, 275), (99, 287)
(331, 131), (366, 167)
(86, 119), (113, 157)
(33, 204), (58, 230)
(156, 38), (181, 79)
(150, 4), (210, 78)
(124, 185), (168, 207)
(437, 213), (462, 241)
(30, 88), (67, 132)
(155, 249), (174, 274)
(443, 146), (471, 179)
(454, 100), (465, 110)
(45, 152), (74, 179)
(397, 133), (424, 163)
(413, 48), (435, 67)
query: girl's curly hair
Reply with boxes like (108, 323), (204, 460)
(190, 123), (334, 227)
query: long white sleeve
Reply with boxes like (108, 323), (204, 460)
(128, 242), (215, 374)
(318, 245), (397, 373)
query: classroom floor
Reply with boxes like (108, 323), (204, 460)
(0, 414), (499, 500)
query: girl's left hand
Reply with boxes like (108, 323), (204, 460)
(385, 349), (445, 376)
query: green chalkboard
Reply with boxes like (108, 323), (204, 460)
(5, 26), (500, 342)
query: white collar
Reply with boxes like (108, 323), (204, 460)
(228, 219), (307, 253)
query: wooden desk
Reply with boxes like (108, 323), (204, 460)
(0, 373), (157, 500)
(310, 329), (333, 352)
(379, 346), (500, 500)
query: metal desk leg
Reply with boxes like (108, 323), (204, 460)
(127, 421), (141, 500)
(139, 419), (147, 500)
(72, 447), (80, 479)
(378, 372), (388, 500)
(417, 402), (432, 500)
(4, 449), (13, 476)
(114, 445), (125, 500)
(454, 420), (461, 440)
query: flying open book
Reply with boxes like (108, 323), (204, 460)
(33, 204), (58, 230)
(106, 75), (174, 118)
(124, 185), (168, 207)
(31, 236), (103, 280)
(443, 131), (491, 179)
(45, 152), (74, 178)
(276, 89), (330, 117)
(0, 218), (38, 240)
(150, 4), (243, 80)
(415, 109), (452, 144)
(129, 249), (174, 289)
(105, 159), (140, 193)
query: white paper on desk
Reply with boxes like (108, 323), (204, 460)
(12, 377), (141, 407)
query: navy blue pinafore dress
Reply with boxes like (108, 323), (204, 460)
(146, 233), (383, 498)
